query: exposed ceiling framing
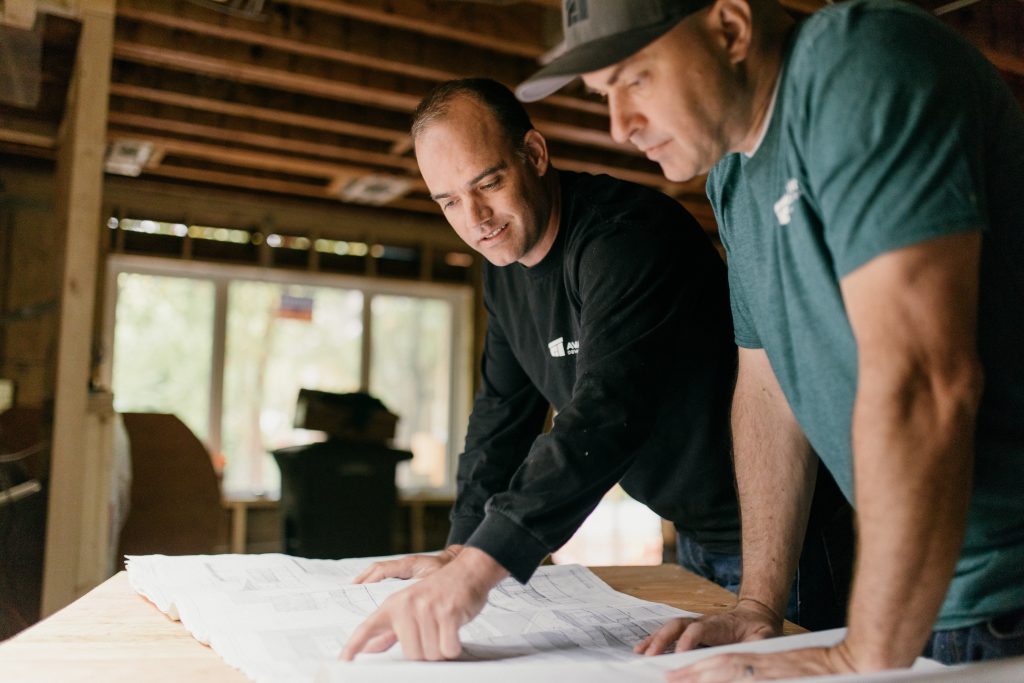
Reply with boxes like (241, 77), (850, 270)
(2, 0), (1023, 234)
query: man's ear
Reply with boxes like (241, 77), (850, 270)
(707, 0), (754, 66)
(523, 129), (550, 176)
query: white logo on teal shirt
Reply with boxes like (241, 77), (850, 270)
(774, 178), (801, 225)
(548, 337), (579, 357)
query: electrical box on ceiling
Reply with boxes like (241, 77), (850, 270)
(339, 174), (413, 206)
(104, 139), (154, 177)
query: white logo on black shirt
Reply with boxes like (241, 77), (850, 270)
(548, 337), (579, 357)
(774, 178), (801, 226)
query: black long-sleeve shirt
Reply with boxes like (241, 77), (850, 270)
(449, 171), (741, 582)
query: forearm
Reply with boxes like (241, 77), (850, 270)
(732, 349), (816, 620)
(843, 365), (980, 669)
(448, 546), (510, 592)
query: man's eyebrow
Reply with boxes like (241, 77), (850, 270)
(605, 63), (627, 89)
(584, 62), (627, 96)
(430, 162), (508, 201)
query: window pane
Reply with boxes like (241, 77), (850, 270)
(370, 295), (452, 490)
(111, 273), (213, 441)
(221, 281), (363, 495)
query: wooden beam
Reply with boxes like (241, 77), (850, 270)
(113, 42), (421, 111)
(115, 1), (607, 118)
(283, 0), (555, 59)
(106, 111), (420, 172)
(42, 0), (115, 617)
(0, 117), (57, 148)
(143, 163), (436, 214)
(108, 132), (428, 193)
(108, 82), (405, 143)
(2, 0), (37, 29)
(112, 40), (637, 155)
(102, 173), (460, 247)
(106, 85), (674, 194)
(981, 47), (1024, 78)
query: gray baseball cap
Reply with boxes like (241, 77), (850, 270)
(516, 0), (712, 102)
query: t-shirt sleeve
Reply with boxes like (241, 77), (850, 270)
(727, 264), (762, 349)
(796, 6), (989, 277)
(707, 166), (762, 349)
(447, 305), (550, 547)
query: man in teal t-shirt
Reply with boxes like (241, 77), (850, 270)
(518, 0), (1024, 678)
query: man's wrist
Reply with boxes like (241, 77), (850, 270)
(736, 596), (784, 628)
(442, 544), (464, 560)
(452, 546), (510, 588)
(840, 626), (921, 672)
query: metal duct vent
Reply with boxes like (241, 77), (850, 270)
(104, 139), (154, 177)
(339, 175), (413, 205)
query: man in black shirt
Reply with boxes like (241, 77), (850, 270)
(341, 79), (847, 662)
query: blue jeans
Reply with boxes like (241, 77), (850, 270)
(676, 535), (800, 622)
(675, 463), (853, 630)
(676, 534), (743, 595)
(675, 532), (848, 630)
(924, 606), (1024, 665)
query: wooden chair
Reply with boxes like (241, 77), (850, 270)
(117, 413), (227, 559)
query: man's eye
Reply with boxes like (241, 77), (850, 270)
(442, 199), (456, 210)
(481, 180), (500, 190)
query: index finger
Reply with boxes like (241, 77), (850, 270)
(640, 617), (697, 655)
(353, 562), (386, 584)
(340, 612), (393, 661)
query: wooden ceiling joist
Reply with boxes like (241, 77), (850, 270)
(143, 163), (437, 215)
(107, 82), (407, 143)
(115, 0), (607, 117)
(111, 38), (636, 154)
(0, 128), (57, 149)
(113, 132), (428, 192)
(106, 79), (691, 195)
(106, 111), (420, 173)
(113, 42), (422, 111)
(283, 0), (556, 59)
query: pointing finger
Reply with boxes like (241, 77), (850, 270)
(352, 564), (380, 584)
(340, 612), (391, 661)
(439, 622), (463, 660)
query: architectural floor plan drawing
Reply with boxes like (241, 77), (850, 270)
(127, 553), (691, 682)
(127, 554), (949, 683)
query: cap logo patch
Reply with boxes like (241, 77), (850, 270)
(565, 0), (589, 27)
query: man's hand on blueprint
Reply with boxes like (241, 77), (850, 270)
(634, 598), (782, 655)
(340, 546), (510, 661)
(352, 545), (464, 584)
(663, 644), (857, 682)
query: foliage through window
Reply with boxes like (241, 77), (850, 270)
(106, 257), (472, 497)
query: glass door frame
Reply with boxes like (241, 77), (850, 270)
(101, 253), (474, 494)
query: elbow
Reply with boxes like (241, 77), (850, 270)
(901, 353), (985, 438)
(934, 355), (984, 425)
(863, 349), (985, 436)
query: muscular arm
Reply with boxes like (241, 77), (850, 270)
(640, 347), (815, 654)
(838, 230), (983, 670)
(667, 232), (984, 680)
(732, 346), (816, 626)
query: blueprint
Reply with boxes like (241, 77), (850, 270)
(126, 554), (689, 682)
(126, 553), (956, 683)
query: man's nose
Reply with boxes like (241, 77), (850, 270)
(465, 196), (492, 227)
(608, 92), (642, 146)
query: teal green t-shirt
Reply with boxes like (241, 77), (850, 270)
(709, 0), (1024, 630)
